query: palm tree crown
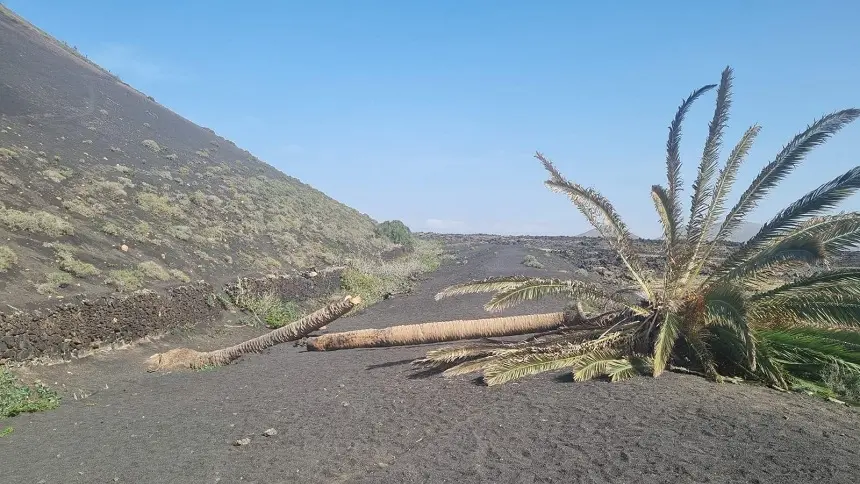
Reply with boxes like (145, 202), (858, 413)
(417, 67), (860, 400)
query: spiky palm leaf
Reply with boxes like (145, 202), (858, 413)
(537, 153), (653, 300)
(484, 278), (615, 312)
(435, 276), (536, 300)
(713, 108), (860, 247)
(662, 83), (718, 280)
(683, 67), (733, 278)
(689, 125), (762, 279)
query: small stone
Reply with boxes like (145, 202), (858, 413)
(233, 438), (251, 446)
(120, 244), (129, 252)
(342, 401), (349, 407)
(262, 428), (277, 437)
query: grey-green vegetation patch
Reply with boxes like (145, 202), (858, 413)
(0, 426), (12, 437)
(42, 168), (71, 183)
(237, 293), (303, 329)
(0, 368), (61, 419)
(137, 260), (172, 281)
(141, 139), (161, 152)
(35, 272), (73, 295)
(62, 197), (105, 218)
(137, 192), (183, 218)
(106, 262), (188, 291)
(105, 269), (144, 291)
(43, 242), (100, 277)
(0, 246), (17, 272)
(0, 205), (73, 237)
(0, 148), (18, 160)
(522, 254), (545, 269)
(167, 224), (192, 241)
(169, 268), (191, 283)
(341, 239), (443, 310)
(101, 221), (121, 236)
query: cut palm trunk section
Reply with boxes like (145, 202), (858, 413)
(147, 295), (361, 371)
(306, 311), (567, 351)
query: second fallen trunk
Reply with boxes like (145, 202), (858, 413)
(306, 311), (566, 351)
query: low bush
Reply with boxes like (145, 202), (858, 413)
(374, 220), (414, 247)
(0, 369), (61, 418)
(0, 246), (17, 272)
(521, 254), (544, 269)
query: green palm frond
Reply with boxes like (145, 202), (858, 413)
(443, 354), (506, 377)
(651, 185), (675, 246)
(537, 152), (653, 300)
(791, 212), (860, 252)
(570, 350), (626, 381)
(749, 268), (860, 329)
(611, 356), (654, 382)
(690, 125), (762, 278)
(704, 284), (755, 369)
(750, 337), (792, 389)
(715, 108), (860, 246)
(415, 342), (512, 366)
(484, 278), (614, 312)
(665, 83), (718, 237)
(759, 328), (860, 379)
(715, 237), (827, 285)
(679, 322), (719, 379)
(750, 300), (860, 329)
(653, 313), (681, 376)
(435, 276), (534, 301)
(482, 349), (590, 386)
(714, 166), (860, 279)
(750, 268), (860, 305)
(710, 213), (860, 287)
(480, 332), (630, 385)
(685, 67), (733, 260)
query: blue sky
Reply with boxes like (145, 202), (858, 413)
(7, 0), (860, 237)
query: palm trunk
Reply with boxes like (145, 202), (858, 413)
(306, 311), (566, 351)
(147, 295), (361, 371)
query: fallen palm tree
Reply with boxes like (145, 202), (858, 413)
(147, 295), (361, 371)
(306, 311), (572, 351)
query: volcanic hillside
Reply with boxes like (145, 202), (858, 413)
(0, 7), (396, 308)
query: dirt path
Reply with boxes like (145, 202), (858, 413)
(2, 243), (859, 483)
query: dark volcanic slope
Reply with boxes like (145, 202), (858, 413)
(0, 7), (392, 307)
(2, 243), (858, 484)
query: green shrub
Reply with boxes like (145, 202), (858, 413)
(62, 198), (101, 218)
(141, 139), (161, 152)
(0, 369), (61, 418)
(169, 268), (191, 283)
(374, 220), (414, 247)
(58, 253), (100, 277)
(341, 267), (385, 302)
(0, 207), (73, 237)
(137, 261), (172, 281)
(101, 222), (121, 236)
(521, 254), (545, 269)
(0, 246), (17, 272)
(241, 293), (302, 328)
(105, 269), (144, 291)
(137, 193), (183, 218)
(36, 272), (73, 295)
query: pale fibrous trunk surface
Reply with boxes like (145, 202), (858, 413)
(306, 312), (566, 351)
(147, 295), (361, 371)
